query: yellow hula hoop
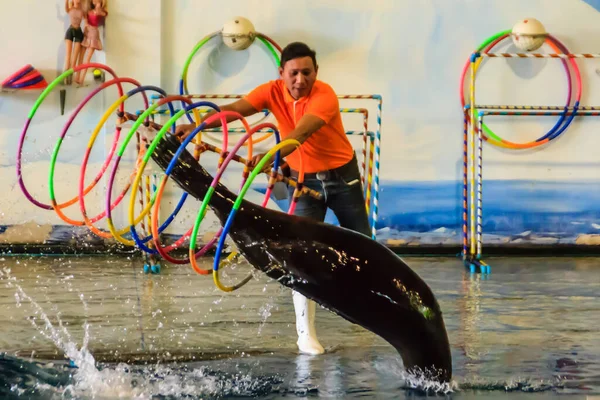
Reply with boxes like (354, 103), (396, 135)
(82, 94), (143, 239)
(108, 97), (201, 246)
(213, 138), (304, 292)
(127, 107), (205, 247)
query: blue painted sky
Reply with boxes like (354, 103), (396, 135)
(255, 179), (600, 236)
(582, 0), (600, 11)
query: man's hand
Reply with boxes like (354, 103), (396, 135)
(174, 123), (196, 142)
(247, 152), (273, 172)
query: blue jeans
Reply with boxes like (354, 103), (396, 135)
(288, 155), (371, 238)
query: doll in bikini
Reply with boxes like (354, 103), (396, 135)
(75, 0), (108, 85)
(63, 0), (85, 85)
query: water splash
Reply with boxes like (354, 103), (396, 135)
(1, 268), (103, 394)
(400, 368), (457, 394)
(0, 267), (286, 399)
(458, 376), (564, 393)
(0, 354), (285, 399)
(257, 301), (275, 335)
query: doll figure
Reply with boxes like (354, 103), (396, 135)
(75, 0), (107, 85)
(63, 0), (85, 85)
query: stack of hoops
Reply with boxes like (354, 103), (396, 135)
(15, 32), (320, 293)
(460, 29), (600, 274)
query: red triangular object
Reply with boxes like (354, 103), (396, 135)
(21, 80), (48, 90)
(11, 71), (42, 87)
(2, 64), (34, 86)
(2, 65), (47, 90)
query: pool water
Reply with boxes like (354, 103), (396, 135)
(0, 255), (598, 399)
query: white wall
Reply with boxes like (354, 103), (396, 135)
(2, 0), (600, 244)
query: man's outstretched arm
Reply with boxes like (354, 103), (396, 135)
(175, 98), (258, 140)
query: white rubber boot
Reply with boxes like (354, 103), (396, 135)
(293, 291), (325, 355)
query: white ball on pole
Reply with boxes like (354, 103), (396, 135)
(511, 18), (547, 52)
(221, 17), (256, 51)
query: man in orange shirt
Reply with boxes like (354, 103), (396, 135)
(177, 42), (370, 355)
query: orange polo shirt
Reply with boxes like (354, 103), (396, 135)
(244, 79), (354, 173)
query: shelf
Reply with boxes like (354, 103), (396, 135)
(0, 87), (46, 93)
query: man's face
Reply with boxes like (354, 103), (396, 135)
(279, 56), (317, 100)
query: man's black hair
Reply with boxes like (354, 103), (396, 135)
(280, 42), (317, 69)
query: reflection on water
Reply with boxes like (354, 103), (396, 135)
(0, 255), (598, 398)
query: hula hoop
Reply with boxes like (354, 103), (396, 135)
(105, 95), (202, 247)
(127, 102), (226, 257)
(135, 109), (244, 268)
(256, 32), (283, 54)
(461, 33), (578, 147)
(184, 120), (283, 277)
(17, 63), (119, 210)
(185, 120), (284, 275)
(482, 36), (579, 145)
(125, 102), (224, 254)
(201, 121), (275, 147)
(212, 138), (305, 292)
(529, 36), (581, 142)
(178, 31), (281, 124)
(78, 85), (172, 239)
(49, 77), (142, 226)
(461, 32), (581, 149)
(157, 112), (247, 267)
(176, 31), (281, 146)
(126, 102), (222, 255)
(149, 109), (259, 264)
(473, 37), (577, 147)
